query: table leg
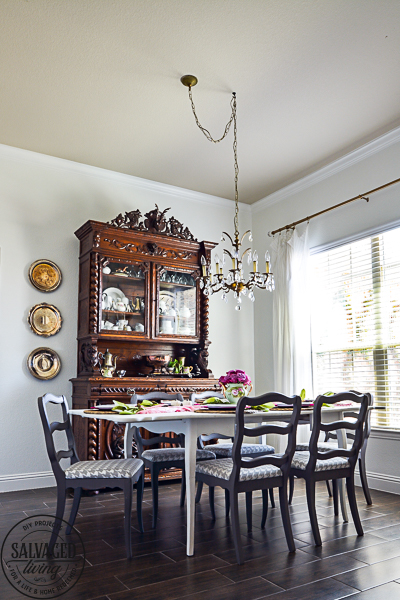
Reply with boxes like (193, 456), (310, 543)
(184, 421), (197, 556)
(123, 424), (134, 458)
(337, 426), (349, 523)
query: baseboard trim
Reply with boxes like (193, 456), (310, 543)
(355, 469), (400, 496)
(2, 467), (399, 497)
(0, 471), (56, 493)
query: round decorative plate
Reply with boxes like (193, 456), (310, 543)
(28, 259), (62, 292)
(27, 347), (61, 380)
(28, 303), (62, 337)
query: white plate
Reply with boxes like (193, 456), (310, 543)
(103, 287), (128, 309)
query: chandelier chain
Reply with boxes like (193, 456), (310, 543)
(232, 94), (239, 240)
(188, 88), (240, 239)
(182, 76), (275, 307)
(188, 87), (235, 143)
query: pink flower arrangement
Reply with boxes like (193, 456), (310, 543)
(219, 369), (252, 386)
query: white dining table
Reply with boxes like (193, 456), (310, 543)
(70, 405), (353, 556)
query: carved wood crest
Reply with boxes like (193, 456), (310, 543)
(103, 238), (194, 260)
(108, 204), (197, 241)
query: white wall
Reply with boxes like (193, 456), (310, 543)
(3, 125), (400, 495)
(0, 144), (254, 492)
(251, 127), (400, 493)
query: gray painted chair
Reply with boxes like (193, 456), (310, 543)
(195, 392), (301, 564)
(131, 391), (215, 528)
(292, 392), (373, 507)
(289, 391), (369, 546)
(190, 390), (277, 516)
(38, 393), (144, 559)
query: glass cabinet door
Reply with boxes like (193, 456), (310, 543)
(101, 261), (146, 334)
(158, 270), (197, 337)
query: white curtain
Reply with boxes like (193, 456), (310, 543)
(270, 225), (313, 398)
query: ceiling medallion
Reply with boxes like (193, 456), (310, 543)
(181, 75), (274, 310)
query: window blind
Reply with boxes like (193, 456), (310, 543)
(311, 227), (400, 429)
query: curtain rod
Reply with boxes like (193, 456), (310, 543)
(268, 176), (400, 237)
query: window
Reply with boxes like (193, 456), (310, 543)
(311, 226), (400, 429)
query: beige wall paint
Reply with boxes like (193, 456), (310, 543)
(0, 146), (254, 491)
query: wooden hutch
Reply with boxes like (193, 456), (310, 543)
(71, 205), (220, 468)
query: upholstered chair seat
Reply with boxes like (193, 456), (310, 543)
(141, 448), (215, 462)
(196, 458), (282, 482)
(205, 443), (275, 458)
(65, 458), (143, 479)
(291, 451), (349, 471)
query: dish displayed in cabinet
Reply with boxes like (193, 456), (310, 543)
(158, 271), (196, 337)
(101, 275), (145, 332)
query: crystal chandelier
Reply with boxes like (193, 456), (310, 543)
(180, 74), (274, 311)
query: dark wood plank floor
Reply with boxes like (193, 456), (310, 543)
(1, 480), (400, 599)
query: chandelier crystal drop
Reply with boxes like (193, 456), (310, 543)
(181, 75), (274, 309)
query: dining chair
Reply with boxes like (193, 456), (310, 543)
(289, 391), (369, 546)
(191, 390), (277, 514)
(131, 391), (216, 528)
(292, 392), (373, 507)
(195, 391), (301, 564)
(38, 393), (144, 559)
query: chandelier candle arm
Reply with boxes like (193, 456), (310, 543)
(265, 251), (270, 274)
(181, 74), (274, 309)
(200, 254), (207, 277)
(252, 251), (258, 273)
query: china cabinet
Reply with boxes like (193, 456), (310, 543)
(71, 205), (220, 466)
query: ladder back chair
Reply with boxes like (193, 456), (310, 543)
(294, 392), (373, 506)
(195, 392), (301, 564)
(191, 390), (277, 514)
(38, 393), (144, 559)
(131, 391), (216, 528)
(289, 391), (369, 546)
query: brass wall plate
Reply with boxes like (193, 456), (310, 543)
(28, 303), (62, 337)
(28, 259), (62, 292)
(27, 347), (61, 380)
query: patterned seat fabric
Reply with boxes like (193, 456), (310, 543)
(205, 443), (275, 458)
(196, 458), (282, 481)
(295, 442), (336, 452)
(65, 458), (143, 479)
(142, 448), (216, 462)
(291, 451), (349, 471)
